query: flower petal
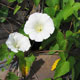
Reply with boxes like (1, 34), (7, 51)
(6, 32), (31, 53)
(24, 12), (55, 42)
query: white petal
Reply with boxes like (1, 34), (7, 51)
(29, 31), (50, 42)
(6, 40), (18, 53)
(18, 36), (31, 52)
(6, 32), (31, 53)
(24, 12), (55, 42)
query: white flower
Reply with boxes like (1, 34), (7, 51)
(6, 32), (31, 53)
(24, 12), (55, 42)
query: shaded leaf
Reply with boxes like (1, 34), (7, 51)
(33, 0), (40, 6)
(8, 0), (16, 3)
(73, 20), (80, 32)
(61, 0), (69, 9)
(39, 33), (56, 50)
(75, 61), (80, 80)
(6, 72), (19, 80)
(17, 52), (35, 76)
(20, 54), (35, 76)
(17, 0), (23, 3)
(68, 56), (75, 69)
(0, 44), (9, 61)
(72, 67), (75, 80)
(19, 24), (29, 37)
(56, 78), (62, 80)
(56, 31), (64, 46)
(59, 52), (67, 61)
(49, 44), (59, 54)
(0, 6), (8, 22)
(6, 52), (15, 65)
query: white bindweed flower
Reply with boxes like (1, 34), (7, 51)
(6, 32), (31, 53)
(24, 12), (55, 42)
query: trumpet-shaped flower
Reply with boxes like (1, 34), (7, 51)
(6, 32), (31, 53)
(24, 13), (55, 42)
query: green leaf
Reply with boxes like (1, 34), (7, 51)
(56, 31), (68, 51)
(68, 56), (75, 69)
(16, 51), (26, 75)
(0, 44), (9, 61)
(1, 68), (5, 72)
(73, 20), (80, 32)
(6, 72), (19, 80)
(60, 40), (67, 51)
(56, 31), (67, 60)
(0, 17), (6, 23)
(53, 10), (63, 29)
(17, 0), (23, 3)
(46, 0), (60, 7)
(49, 44), (59, 54)
(44, 78), (51, 80)
(68, 0), (75, 6)
(54, 2), (80, 29)
(13, 5), (21, 15)
(19, 24), (29, 37)
(59, 52), (66, 61)
(73, 3), (80, 12)
(16, 51), (24, 61)
(63, 2), (80, 20)
(44, 7), (55, 17)
(72, 67), (75, 80)
(75, 61), (80, 80)
(63, 5), (74, 20)
(54, 61), (70, 79)
(66, 30), (73, 38)
(73, 11), (78, 19)
(56, 31), (64, 46)
(61, 0), (69, 9)
(0, 6), (8, 22)
(0, 44), (15, 65)
(55, 78), (62, 80)
(39, 32), (56, 50)
(25, 54), (35, 68)
(17, 52), (35, 76)
(33, 0), (40, 6)
(8, 0), (16, 3)
(6, 52), (15, 65)
(56, 31), (67, 51)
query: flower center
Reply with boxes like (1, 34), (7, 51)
(34, 23), (43, 32)
(13, 41), (20, 49)
(16, 44), (20, 49)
